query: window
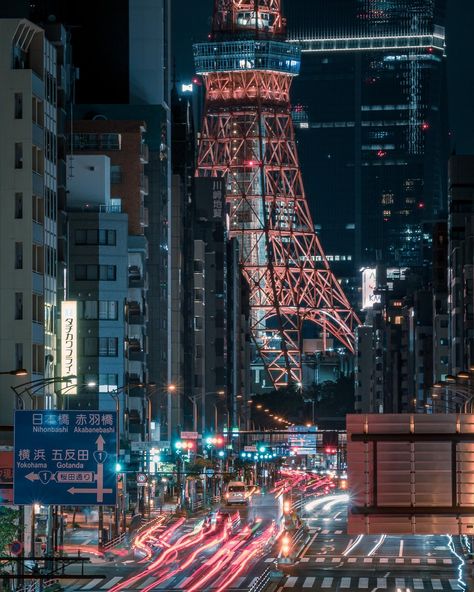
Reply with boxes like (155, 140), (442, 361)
(15, 242), (23, 269)
(75, 229), (116, 246)
(81, 300), (118, 320)
(74, 265), (116, 281)
(15, 143), (23, 169)
(110, 165), (122, 184)
(15, 193), (23, 219)
(32, 97), (44, 126)
(14, 93), (23, 119)
(194, 317), (203, 330)
(32, 195), (44, 224)
(99, 337), (118, 357)
(15, 293), (23, 320)
(32, 244), (44, 273)
(194, 288), (204, 302)
(15, 343), (23, 370)
(33, 294), (44, 323)
(32, 146), (44, 175)
(32, 343), (44, 373)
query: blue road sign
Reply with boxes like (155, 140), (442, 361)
(14, 410), (117, 506)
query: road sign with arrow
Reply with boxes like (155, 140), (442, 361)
(14, 410), (117, 506)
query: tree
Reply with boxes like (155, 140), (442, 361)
(0, 508), (19, 554)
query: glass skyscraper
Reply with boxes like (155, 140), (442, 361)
(286, 0), (447, 275)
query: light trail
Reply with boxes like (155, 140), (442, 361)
(447, 534), (467, 591)
(367, 534), (386, 556)
(321, 494), (350, 512)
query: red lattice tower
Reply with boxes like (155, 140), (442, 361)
(195, 0), (360, 387)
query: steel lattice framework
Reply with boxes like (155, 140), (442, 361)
(195, 0), (360, 387)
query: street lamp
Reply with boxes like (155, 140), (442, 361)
(0, 368), (28, 376)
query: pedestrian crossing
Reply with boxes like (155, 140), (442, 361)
(65, 572), (265, 591)
(292, 555), (453, 566)
(281, 575), (463, 590)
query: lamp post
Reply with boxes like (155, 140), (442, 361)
(188, 390), (227, 434)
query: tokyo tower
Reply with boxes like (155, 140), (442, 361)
(194, 0), (360, 387)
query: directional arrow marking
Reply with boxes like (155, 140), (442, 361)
(67, 487), (113, 495)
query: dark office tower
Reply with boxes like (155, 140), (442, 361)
(286, 0), (448, 274)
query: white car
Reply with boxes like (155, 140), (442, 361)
(225, 482), (249, 505)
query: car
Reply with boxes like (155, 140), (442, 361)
(225, 481), (249, 505)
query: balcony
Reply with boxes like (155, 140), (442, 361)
(140, 175), (149, 195)
(127, 305), (145, 325)
(128, 349), (146, 362)
(140, 144), (149, 164)
(128, 265), (145, 288)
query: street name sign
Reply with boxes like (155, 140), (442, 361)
(14, 410), (117, 506)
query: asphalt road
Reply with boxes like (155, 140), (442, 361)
(276, 496), (469, 591)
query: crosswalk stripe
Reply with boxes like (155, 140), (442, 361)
(347, 557), (357, 563)
(427, 558), (436, 564)
(358, 577), (369, 588)
(101, 577), (123, 589)
(264, 557), (274, 563)
(449, 580), (462, 590)
(316, 557), (326, 562)
(379, 557), (389, 563)
(395, 578), (406, 588)
(249, 578), (259, 588)
(137, 577), (157, 589)
(321, 577), (333, 588)
(156, 578), (176, 589)
(377, 578), (387, 589)
(81, 579), (104, 590)
(284, 576), (298, 588)
(413, 579), (424, 590)
(395, 557), (404, 563)
(331, 557), (340, 563)
(300, 557), (310, 562)
(232, 577), (246, 587)
(444, 559), (453, 564)
(335, 530), (343, 534)
(411, 558), (421, 563)
(340, 577), (351, 589)
(363, 557), (373, 563)
(303, 577), (315, 588)
(321, 529), (329, 534)
(432, 579), (443, 590)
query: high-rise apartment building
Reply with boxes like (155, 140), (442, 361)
(0, 19), (70, 422)
(287, 0), (448, 280)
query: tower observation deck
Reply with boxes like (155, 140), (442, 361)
(194, 0), (360, 387)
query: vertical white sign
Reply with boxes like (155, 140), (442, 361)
(362, 268), (381, 310)
(61, 301), (77, 394)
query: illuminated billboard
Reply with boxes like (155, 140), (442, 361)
(361, 268), (381, 310)
(61, 300), (77, 394)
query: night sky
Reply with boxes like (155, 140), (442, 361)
(172, 0), (474, 154)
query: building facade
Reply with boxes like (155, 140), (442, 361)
(287, 0), (448, 282)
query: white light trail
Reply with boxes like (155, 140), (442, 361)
(342, 534), (364, 556)
(321, 494), (350, 512)
(305, 494), (349, 513)
(368, 534), (386, 556)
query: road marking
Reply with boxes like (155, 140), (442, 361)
(101, 577), (122, 589)
(321, 577), (333, 588)
(81, 580), (103, 590)
(395, 557), (404, 563)
(427, 558), (436, 564)
(398, 539), (404, 557)
(431, 579), (443, 590)
(358, 577), (369, 588)
(321, 529), (330, 534)
(302, 577), (315, 588)
(449, 580), (462, 590)
(340, 577), (351, 588)
(232, 577), (246, 587)
(363, 557), (373, 563)
(264, 557), (275, 562)
(301, 530), (319, 558)
(395, 577), (405, 589)
(316, 557), (326, 562)
(347, 557), (357, 563)
(335, 529), (343, 534)
(413, 578), (424, 589)
(376, 577), (387, 589)
(331, 557), (340, 563)
(137, 577), (157, 589)
(411, 558), (421, 563)
(379, 557), (389, 563)
(444, 558), (453, 564)
(300, 557), (310, 562)
(284, 576), (297, 588)
(176, 576), (190, 588)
